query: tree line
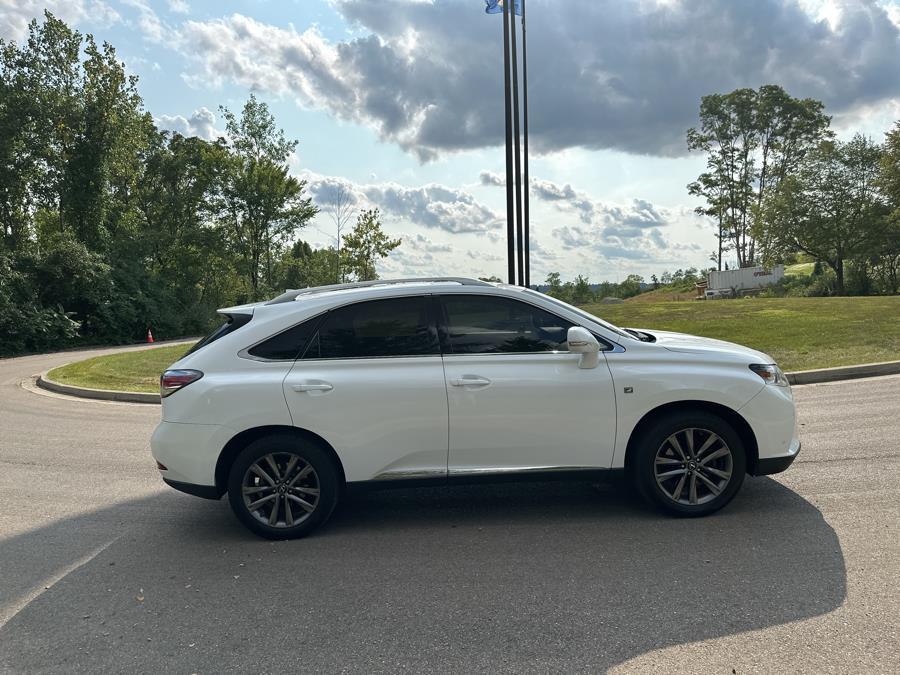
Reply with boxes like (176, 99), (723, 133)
(687, 84), (900, 295)
(0, 13), (399, 356)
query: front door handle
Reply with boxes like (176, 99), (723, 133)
(291, 381), (334, 393)
(449, 376), (491, 387)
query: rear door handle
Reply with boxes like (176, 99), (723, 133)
(449, 376), (491, 387)
(291, 381), (334, 393)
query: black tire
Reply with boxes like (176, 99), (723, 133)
(631, 410), (746, 517)
(227, 433), (341, 539)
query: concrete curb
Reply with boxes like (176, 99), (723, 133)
(36, 356), (900, 404)
(786, 360), (900, 385)
(33, 338), (198, 404)
(37, 372), (161, 404)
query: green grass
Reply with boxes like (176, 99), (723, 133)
(47, 296), (900, 392)
(47, 343), (193, 393)
(584, 296), (900, 371)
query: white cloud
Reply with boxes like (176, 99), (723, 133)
(0, 0), (119, 41)
(155, 107), (222, 140)
(303, 172), (502, 235)
(121, 0), (166, 42)
(168, 0), (189, 15)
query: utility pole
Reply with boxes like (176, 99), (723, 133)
(488, 0), (530, 286)
(501, 0), (516, 285)
(510, 1), (524, 286)
(521, 0), (530, 288)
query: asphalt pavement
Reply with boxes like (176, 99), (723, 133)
(0, 345), (898, 673)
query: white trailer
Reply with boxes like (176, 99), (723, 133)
(706, 265), (784, 298)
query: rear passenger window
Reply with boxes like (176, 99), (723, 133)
(247, 316), (323, 361)
(302, 297), (439, 359)
(441, 295), (574, 354)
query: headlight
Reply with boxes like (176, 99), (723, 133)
(749, 364), (790, 387)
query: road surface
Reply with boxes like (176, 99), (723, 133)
(0, 345), (897, 673)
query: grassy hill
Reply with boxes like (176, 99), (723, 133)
(584, 296), (900, 371)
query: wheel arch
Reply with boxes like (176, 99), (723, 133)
(623, 400), (759, 474)
(214, 425), (347, 496)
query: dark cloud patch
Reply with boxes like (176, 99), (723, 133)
(171, 0), (900, 159)
(324, 0), (900, 159)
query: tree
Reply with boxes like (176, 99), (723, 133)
(321, 184), (356, 282)
(0, 13), (82, 249)
(876, 122), (900, 293)
(216, 95), (317, 297)
(688, 85), (831, 268)
(572, 274), (593, 304)
(340, 209), (400, 281)
(277, 240), (340, 289)
(545, 272), (563, 294)
(762, 135), (887, 294)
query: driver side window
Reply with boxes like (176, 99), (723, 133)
(440, 295), (575, 354)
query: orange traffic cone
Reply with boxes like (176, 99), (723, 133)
(147, 328), (154, 343)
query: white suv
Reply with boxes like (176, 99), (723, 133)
(151, 278), (800, 539)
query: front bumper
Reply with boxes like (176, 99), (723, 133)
(753, 439), (801, 475)
(737, 382), (801, 476)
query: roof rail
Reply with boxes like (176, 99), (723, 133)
(265, 277), (494, 305)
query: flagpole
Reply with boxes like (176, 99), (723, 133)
(501, 0), (516, 285)
(510, 1), (524, 286)
(521, 0), (530, 288)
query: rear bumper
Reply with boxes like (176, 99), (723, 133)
(151, 420), (232, 487)
(163, 478), (221, 500)
(753, 439), (801, 475)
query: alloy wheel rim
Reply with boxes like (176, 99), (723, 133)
(654, 427), (733, 506)
(241, 452), (320, 528)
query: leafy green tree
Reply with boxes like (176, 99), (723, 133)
(544, 272), (563, 295)
(216, 95), (317, 297)
(277, 240), (340, 289)
(571, 274), (594, 304)
(340, 209), (400, 281)
(763, 135), (887, 294)
(876, 122), (900, 293)
(0, 12), (82, 249)
(688, 85), (831, 268)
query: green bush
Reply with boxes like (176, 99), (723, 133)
(0, 253), (80, 356)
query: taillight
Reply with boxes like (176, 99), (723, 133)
(160, 369), (203, 398)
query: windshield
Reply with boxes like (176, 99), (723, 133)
(522, 289), (635, 341)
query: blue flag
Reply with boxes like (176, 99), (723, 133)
(485, 0), (522, 15)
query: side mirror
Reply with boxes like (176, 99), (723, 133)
(567, 326), (601, 369)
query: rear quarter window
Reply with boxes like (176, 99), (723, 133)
(247, 315), (324, 361)
(186, 314), (251, 355)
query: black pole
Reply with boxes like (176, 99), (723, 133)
(510, 3), (524, 286)
(521, 0), (530, 288)
(502, 0), (516, 285)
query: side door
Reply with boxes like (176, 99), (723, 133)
(282, 295), (449, 483)
(438, 293), (617, 475)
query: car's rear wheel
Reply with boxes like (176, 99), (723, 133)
(227, 433), (340, 539)
(632, 411), (746, 517)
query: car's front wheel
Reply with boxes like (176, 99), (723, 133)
(227, 433), (340, 539)
(632, 411), (746, 517)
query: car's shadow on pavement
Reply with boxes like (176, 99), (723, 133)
(0, 476), (845, 673)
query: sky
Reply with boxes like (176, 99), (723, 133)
(3, 0), (900, 282)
